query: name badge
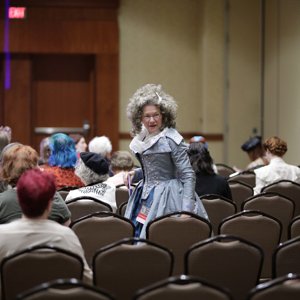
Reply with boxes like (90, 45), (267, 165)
(136, 205), (150, 224)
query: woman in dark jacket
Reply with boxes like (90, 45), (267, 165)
(188, 142), (232, 199)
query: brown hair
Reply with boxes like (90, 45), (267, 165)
(1, 144), (39, 186)
(263, 136), (287, 157)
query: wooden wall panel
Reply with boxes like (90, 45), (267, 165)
(3, 20), (118, 54)
(4, 56), (31, 144)
(9, 0), (119, 9)
(0, 58), (4, 124)
(95, 54), (119, 151)
(31, 54), (95, 150)
(0, 0), (119, 149)
(0, 1), (119, 54)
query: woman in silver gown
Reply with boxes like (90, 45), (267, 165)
(124, 83), (208, 238)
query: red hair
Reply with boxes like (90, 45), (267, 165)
(263, 136), (287, 157)
(17, 168), (56, 218)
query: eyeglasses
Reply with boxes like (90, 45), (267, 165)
(142, 113), (161, 121)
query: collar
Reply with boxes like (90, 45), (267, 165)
(130, 128), (168, 154)
(269, 156), (285, 164)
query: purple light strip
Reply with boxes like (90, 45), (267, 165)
(4, 0), (11, 89)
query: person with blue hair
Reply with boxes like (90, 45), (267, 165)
(42, 133), (83, 190)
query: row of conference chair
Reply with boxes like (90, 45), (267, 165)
(75, 210), (300, 277)
(3, 234), (300, 300)
(12, 273), (300, 300)
(227, 179), (300, 215)
(60, 182), (300, 243)
(216, 164), (300, 217)
(61, 179), (300, 231)
(62, 179), (300, 219)
(200, 192), (296, 242)
(70, 210), (297, 279)
(62, 193), (300, 277)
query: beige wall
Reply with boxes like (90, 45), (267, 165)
(119, 0), (203, 133)
(265, 0), (300, 165)
(119, 0), (226, 163)
(119, 0), (300, 167)
(227, 0), (261, 168)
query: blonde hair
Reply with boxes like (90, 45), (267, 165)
(263, 136), (287, 157)
(127, 83), (177, 135)
(1, 144), (38, 186)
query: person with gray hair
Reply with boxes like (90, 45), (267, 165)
(106, 150), (135, 186)
(0, 131), (9, 155)
(88, 136), (112, 159)
(124, 83), (208, 238)
(65, 152), (117, 211)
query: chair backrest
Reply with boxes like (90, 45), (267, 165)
(70, 211), (135, 266)
(117, 201), (128, 217)
(133, 275), (233, 300)
(66, 196), (113, 222)
(261, 180), (300, 216)
(228, 180), (254, 211)
(58, 190), (69, 200)
(248, 273), (300, 300)
(1, 245), (84, 300)
(288, 216), (300, 239)
(185, 234), (263, 300)
(58, 186), (78, 200)
(93, 238), (174, 300)
(146, 211), (212, 275)
(215, 163), (235, 178)
(228, 170), (256, 187)
(115, 185), (130, 208)
(218, 210), (282, 279)
(200, 194), (237, 235)
(242, 192), (295, 242)
(16, 278), (115, 300)
(272, 235), (300, 278)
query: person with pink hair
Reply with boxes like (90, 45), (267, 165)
(0, 168), (92, 283)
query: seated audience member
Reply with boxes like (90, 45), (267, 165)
(254, 136), (300, 195)
(42, 133), (83, 189)
(189, 135), (218, 173)
(0, 125), (12, 143)
(106, 150), (135, 186)
(188, 142), (232, 199)
(241, 135), (267, 170)
(38, 137), (50, 165)
(0, 168), (92, 283)
(0, 132), (10, 192)
(69, 133), (87, 154)
(0, 144), (71, 225)
(88, 136), (112, 160)
(0, 130), (9, 155)
(65, 152), (117, 211)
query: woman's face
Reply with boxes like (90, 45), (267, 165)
(76, 137), (87, 153)
(142, 105), (162, 134)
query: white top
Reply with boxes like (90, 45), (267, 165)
(254, 157), (300, 195)
(0, 218), (92, 283)
(106, 171), (127, 187)
(66, 181), (117, 212)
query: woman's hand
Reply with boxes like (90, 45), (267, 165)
(123, 170), (135, 188)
